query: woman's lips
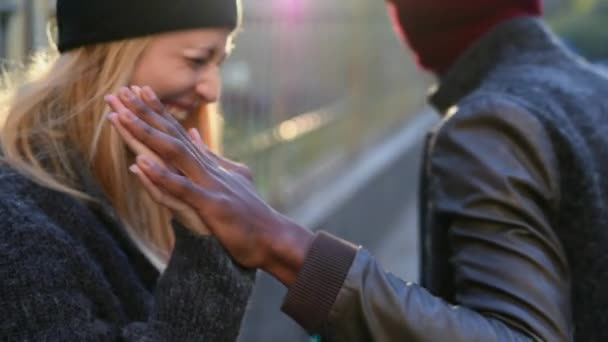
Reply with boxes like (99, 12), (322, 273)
(163, 102), (196, 121)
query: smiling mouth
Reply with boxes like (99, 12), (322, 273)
(164, 103), (196, 121)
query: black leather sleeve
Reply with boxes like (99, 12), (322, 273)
(423, 100), (572, 340)
(307, 101), (573, 341)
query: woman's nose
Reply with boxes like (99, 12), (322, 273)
(195, 68), (221, 103)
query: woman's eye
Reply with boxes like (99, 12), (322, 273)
(188, 57), (209, 68)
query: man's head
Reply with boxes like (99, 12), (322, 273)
(386, 0), (542, 75)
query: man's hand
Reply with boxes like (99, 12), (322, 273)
(106, 86), (314, 285)
(106, 88), (210, 236)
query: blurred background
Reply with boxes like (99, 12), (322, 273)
(1, 0), (606, 340)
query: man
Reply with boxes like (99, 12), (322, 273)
(112, 0), (608, 340)
(284, 2), (582, 340)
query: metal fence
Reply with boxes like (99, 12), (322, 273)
(0, 0), (53, 62)
(220, 0), (430, 209)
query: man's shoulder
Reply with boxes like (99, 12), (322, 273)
(430, 90), (556, 174)
(489, 57), (608, 111)
(468, 59), (608, 133)
(439, 89), (543, 137)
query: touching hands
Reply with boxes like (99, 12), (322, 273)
(105, 86), (211, 237)
(104, 86), (312, 277)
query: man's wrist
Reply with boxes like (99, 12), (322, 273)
(262, 215), (315, 286)
(281, 231), (359, 334)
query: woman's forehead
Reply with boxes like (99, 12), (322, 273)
(154, 28), (231, 49)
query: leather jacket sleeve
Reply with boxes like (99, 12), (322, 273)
(282, 102), (573, 341)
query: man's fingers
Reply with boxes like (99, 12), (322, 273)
(140, 85), (188, 128)
(188, 128), (205, 151)
(141, 86), (169, 117)
(107, 112), (169, 168)
(130, 164), (176, 207)
(111, 86), (205, 163)
(187, 131), (253, 182)
(184, 128), (227, 171)
(130, 164), (211, 235)
(111, 100), (223, 189)
(108, 112), (152, 155)
(117, 87), (178, 137)
(135, 155), (216, 217)
(187, 128), (236, 169)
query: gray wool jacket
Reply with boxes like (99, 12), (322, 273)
(283, 17), (608, 342)
(0, 161), (255, 341)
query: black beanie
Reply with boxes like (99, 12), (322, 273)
(56, 0), (240, 53)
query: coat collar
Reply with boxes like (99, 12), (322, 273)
(429, 17), (573, 113)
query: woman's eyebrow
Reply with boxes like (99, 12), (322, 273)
(187, 42), (228, 53)
(185, 46), (230, 61)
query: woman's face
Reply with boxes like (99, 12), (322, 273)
(131, 28), (232, 120)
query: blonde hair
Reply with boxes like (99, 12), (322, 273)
(0, 38), (222, 266)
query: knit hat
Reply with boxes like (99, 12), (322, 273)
(56, 0), (241, 53)
(386, 0), (542, 75)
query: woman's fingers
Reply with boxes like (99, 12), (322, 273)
(107, 112), (171, 168)
(124, 85), (189, 144)
(140, 86), (181, 124)
(138, 86), (202, 156)
(108, 87), (216, 172)
(110, 97), (225, 187)
(108, 87), (175, 137)
(129, 163), (180, 209)
(114, 106), (218, 183)
(135, 155), (218, 218)
(135, 143), (280, 270)
(130, 164), (210, 235)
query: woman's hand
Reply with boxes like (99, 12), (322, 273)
(105, 86), (314, 284)
(106, 87), (210, 236)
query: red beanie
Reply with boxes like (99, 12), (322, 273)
(386, 0), (542, 75)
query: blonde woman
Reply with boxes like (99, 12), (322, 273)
(0, 0), (254, 340)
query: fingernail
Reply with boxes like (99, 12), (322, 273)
(129, 164), (138, 174)
(104, 94), (115, 102)
(142, 86), (157, 100)
(120, 87), (134, 100)
(131, 85), (142, 96)
(105, 112), (118, 120)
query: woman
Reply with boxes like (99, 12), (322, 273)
(0, 0), (253, 340)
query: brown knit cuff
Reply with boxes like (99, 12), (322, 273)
(281, 231), (358, 334)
